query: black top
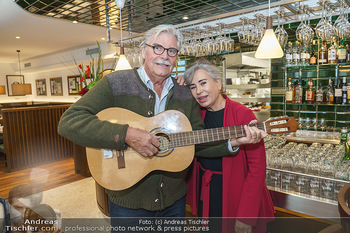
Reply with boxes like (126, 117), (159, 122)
(198, 108), (224, 171)
(198, 108), (224, 219)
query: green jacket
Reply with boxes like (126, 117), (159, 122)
(58, 69), (232, 211)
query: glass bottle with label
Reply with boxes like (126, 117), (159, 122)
(305, 78), (315, 104)
(310, 40), (317, 65)
(316, 83), (324, 104)
(325, 77), (334, 104)
(305, 44), (310, 65)
(294, 78), (303, 104)
(334, 77), (343, 104)
(285, 42), (293, 67)
(300, 43), (309, 66)
(342, 77), (348, 104)
(319, 41), (328, 65)
(286, 78), (294, 103)
(348, 83), (350, 104)
(338, 39), (347, 63)
(328, 42), (337, 64)
(339, 127), (350, 161)
(293, 41), (301, 66)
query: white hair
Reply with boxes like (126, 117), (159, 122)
(140, 24), (183, 50)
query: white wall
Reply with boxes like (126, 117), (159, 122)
(0, 42), (117, 104)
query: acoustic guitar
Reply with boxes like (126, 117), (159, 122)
(86, 108), (298, 191)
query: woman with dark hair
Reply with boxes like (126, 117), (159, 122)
(184, 59), (275, 233)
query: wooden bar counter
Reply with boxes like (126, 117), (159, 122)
(2, 104), (74, 171)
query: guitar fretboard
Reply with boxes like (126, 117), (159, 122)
(168, 123), (265, 148)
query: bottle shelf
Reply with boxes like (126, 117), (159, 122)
(226, 83), (271, 89)
(282, 62), (350, 70)
(274, 102), (350, 107)
(226, 97), (270, 102)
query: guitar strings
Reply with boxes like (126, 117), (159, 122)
(168, 123), (265, 148)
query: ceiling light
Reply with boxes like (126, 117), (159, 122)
(12, 50), (32, 96)
(73, 20), (78, 24)
(16, 36), (20, 39)
(115, 48), (132, 70)
(183, 16), (189, 20)
(114, 0), (132, 71)
(255, 0), (284, 59)
(115, 0), (126, 8)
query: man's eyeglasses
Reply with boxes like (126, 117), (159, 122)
(145, 43), (179, 57)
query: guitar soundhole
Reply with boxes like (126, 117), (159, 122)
(150, 128), (173, 157)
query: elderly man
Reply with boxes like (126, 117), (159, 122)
(58, 25), (236, 228)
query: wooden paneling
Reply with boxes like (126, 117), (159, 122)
(2, 105), (74, 171)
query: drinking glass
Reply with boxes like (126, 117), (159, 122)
(320, 179), (334, 200)
(282, 172), (295, 192)
(269, 170), (281, 191)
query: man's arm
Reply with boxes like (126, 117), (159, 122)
(58, 77), (128, 150)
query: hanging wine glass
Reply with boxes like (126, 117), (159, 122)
(315, 0), (337, 42)
(251, 14), (264, 46)
(238, 17), (248, 44)
(296, 5), (314, 45)
(335, 0), (350, 39)
(275, 9), (288, 48)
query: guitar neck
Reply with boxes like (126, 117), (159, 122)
(169, 122), (266, 148)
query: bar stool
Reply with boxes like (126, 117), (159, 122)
(338, 182), (350, 232)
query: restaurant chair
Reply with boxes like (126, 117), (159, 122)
(338, 182), (350, 233)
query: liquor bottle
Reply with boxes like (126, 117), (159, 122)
(342, 77), (348, 104)
(348, 83), (350, 104)
(339, 127), (350, 160)
(328, 42), (337, 64)
(316, 83), (324, 104)
(285, 42), (293, 67)
(300, 43), (308, 66)
(334, 77), (343, 104)
(292, 41), (301, 66)
(325, 77), (334, 104)
(305, 44), (310, 65)
(294, 78), (303, 104)
(310, 40), (317, 65)
(319, 41), (328, 64)
(338, 39), (347, 63)
(286, 78), (294, 103)
(305, 78), (315, 104)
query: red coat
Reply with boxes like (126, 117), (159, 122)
(186, 96), (275, 233)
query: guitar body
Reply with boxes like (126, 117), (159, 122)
(86, 108), (194, 191)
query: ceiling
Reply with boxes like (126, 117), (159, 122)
(0, 0), (345, 65)
(15, 0), (274, 33)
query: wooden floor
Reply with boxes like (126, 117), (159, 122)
(0, 153), (86, 200)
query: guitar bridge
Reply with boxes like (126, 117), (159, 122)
(115, 150), (126, 169)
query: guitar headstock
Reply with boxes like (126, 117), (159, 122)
(264, 116), (298, 135)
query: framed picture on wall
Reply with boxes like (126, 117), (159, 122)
(35, 79), (47, 96)
(50, 77), (63, 96)
(6, 75), (24, 96)
(67, 75), (81, 95)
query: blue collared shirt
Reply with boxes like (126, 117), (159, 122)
(137, 67), (173, 115)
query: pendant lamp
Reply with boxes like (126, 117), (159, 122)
(12, 50), (32, 95)
(114, 0), (132, 71)
(255, 0), (284, 59)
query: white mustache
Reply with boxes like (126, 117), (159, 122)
(153, 60), (171, 66)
